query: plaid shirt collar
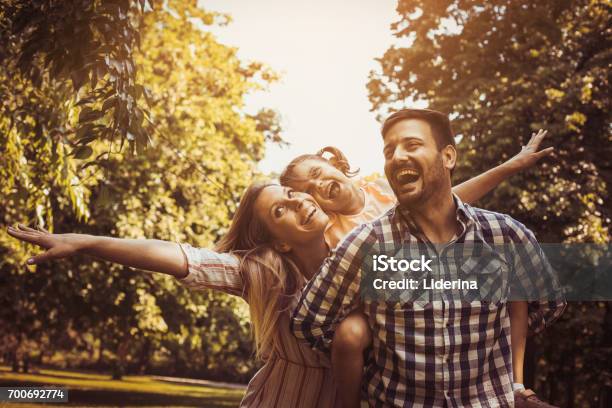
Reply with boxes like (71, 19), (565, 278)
(393, 193), (476, 239)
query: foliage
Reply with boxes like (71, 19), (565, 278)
(368, 0), (610, 405)
(1, 0), (152, 162)
(1, 0), (279, 382)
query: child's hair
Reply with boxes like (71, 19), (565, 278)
(279, 146), (359, 186)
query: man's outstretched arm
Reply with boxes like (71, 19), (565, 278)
(292, 224), (375, 352)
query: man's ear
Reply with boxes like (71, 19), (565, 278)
(441, 145), (457, 172)
(273, 242), (292, 253)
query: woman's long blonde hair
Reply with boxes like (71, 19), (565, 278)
(215, 181), (304, 360)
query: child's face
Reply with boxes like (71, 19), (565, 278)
(285, 158), (356, 213)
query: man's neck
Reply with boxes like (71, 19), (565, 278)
(408, 192), (459, 244)
(292, 239), (329, 280)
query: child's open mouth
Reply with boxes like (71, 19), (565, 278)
(327, 181), (341, 200)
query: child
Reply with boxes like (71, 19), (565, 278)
(280, 130), (555, 408)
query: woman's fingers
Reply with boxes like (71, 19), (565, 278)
(27, 249), (56, 265)
(17, 223), (39, 233)
(7, 226), (41, 245)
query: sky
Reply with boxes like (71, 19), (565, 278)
(200, 0), (402, 176)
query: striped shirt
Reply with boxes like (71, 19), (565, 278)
(177, 243), (341, 408)
(291, 197), (566, 407)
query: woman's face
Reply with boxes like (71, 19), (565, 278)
(253, 185), (329, 251)
(284, 158), (355, 213)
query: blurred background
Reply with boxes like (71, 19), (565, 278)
(0, 0), (610, 406)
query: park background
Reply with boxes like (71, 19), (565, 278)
(0, 0), (610, 406)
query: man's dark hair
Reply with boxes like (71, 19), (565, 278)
(381, 108), (455, 150)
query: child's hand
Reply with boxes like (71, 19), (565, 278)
(7, 224), (82, 264)
(507, 129), (554, 172)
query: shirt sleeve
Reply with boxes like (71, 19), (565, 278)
(291, 224), (376, 352)
(176, 243), (244, 298)
(506, 217), (566, 335)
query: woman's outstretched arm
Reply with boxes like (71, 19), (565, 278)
(6, 224), (187, 278)
(452, 129), (553, 204)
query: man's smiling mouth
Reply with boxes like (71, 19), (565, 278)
(395, 168), (420, 184)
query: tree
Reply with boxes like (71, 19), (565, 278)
(368, 1), (610, 406)
(1, 0), (278, 381)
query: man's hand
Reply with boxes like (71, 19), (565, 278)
(506, 129), (554, 172)
(7, 224), (82, 264)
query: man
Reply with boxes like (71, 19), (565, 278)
(291, 108), (565, 407)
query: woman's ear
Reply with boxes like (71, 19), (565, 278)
(442, 145), (457, 172)
(273, 242), (292, 253)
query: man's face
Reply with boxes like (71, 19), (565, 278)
(383, 118), (452, 207)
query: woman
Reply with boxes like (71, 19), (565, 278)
(7, 131), (549, 407)
(8, 183), (340, 407)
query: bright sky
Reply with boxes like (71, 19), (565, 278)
(200, 0), (401, 176)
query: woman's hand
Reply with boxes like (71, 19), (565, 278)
(7, 224), (83, 264)
(505, 129), (553, 172)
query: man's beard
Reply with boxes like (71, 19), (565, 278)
(397, 154), (447, 209)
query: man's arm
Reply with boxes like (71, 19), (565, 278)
(292, 224), (375, 352)
(506, 218), (566, 334)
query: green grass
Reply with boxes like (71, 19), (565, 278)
(0, 366), (244, 407)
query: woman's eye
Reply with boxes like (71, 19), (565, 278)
(274, 207), (285, 218)
(287, 190), (294, 198)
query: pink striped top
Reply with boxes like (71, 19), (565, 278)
(177, 243), (341, 408)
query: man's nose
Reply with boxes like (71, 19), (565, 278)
(391, 145), (410, 162)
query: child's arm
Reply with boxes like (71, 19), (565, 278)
(7, 224), (187, 278)
(509, 301), (528, 385)
(452, 129), (552, 204)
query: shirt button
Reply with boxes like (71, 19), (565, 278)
(446, 356), (450, 363)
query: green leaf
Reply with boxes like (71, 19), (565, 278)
(73, 145), (93, 159)
(102, 96), (118, 112)
(78, 135), (97, 145)
(76, 124), (95, 139)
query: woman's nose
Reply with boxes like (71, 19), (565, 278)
(289, 195), (305, 210)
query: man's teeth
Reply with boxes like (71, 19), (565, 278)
(396, 169), (418, 180)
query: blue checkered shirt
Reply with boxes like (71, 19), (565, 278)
(291, 197), (566, 407)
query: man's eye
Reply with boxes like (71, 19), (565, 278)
(274, 207), (285, 218)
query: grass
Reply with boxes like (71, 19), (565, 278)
(0, 365), (245, 407)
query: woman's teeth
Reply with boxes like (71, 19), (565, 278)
(395, 168), (419, 184)
(304, 207), (316, 224)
